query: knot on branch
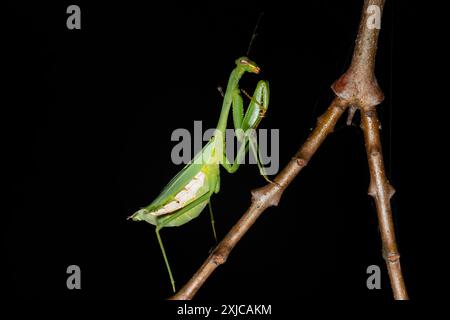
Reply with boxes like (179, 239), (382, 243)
(251, 182), (283, 208)
(213, 253), (227, 266)
(331, 68), (384, 109)
(294, 157), (308, 168)
(383, 250), (401, 263)
(368, 179), (396, 200)
(211, 244), (231, 266)
(368, 183), (377, 199)
(388, 184), (396, 199)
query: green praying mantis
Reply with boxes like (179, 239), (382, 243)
(130, 57), (270, 292)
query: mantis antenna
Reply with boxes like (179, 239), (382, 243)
(246, 12), (264, 57)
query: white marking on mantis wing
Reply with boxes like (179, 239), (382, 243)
(150, 171), (206, 216)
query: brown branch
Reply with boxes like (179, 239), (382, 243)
(169, 0), (408, 300)
(169, 98), (347, 300)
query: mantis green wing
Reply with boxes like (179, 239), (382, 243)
(130, 139), (219, 227)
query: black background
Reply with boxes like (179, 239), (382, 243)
(3, 0), (446, 303)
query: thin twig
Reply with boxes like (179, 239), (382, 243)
(361, 108), (408, 299)
(170, 0), (408, 300)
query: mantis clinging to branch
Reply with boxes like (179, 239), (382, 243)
(130, 57), (270, 291)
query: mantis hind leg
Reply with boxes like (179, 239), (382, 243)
(155, 227), (176, 292)
(208, 200), (217, 242)
(154, 190), (215, 292)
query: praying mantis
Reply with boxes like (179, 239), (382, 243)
(130, 57), (270, 292)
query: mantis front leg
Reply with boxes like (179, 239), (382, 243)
(221, 80), (270, 181)
(221, 131), (271, 182)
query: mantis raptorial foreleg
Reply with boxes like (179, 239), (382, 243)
(222, 79), (270, 181)
(221, 131), (270, 182)
(248, 132), (271, 183)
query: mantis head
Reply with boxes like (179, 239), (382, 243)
(235, 56), (260, 74)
